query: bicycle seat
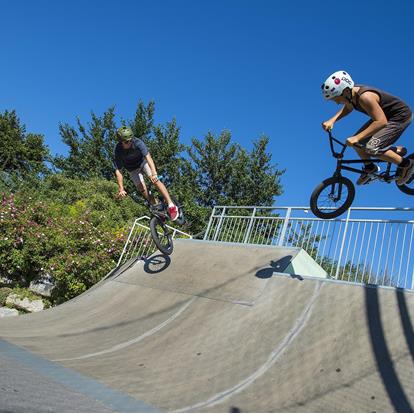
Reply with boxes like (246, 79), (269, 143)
(390, 146), (407, 157)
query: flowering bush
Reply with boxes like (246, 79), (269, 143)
(0, 178), (142, 304)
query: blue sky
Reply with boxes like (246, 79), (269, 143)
(2, 0), (414, 210)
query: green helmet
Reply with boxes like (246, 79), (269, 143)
(116, 126), (134, 141)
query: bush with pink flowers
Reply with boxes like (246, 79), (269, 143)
(0, 176), (145, 304)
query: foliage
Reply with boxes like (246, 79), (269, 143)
(188, 131), (284, 208)
(0, 177), (137, 304)
(0, 288), (12, 306)
(0, 110), (50, 181)
(53, 107), (118, 180)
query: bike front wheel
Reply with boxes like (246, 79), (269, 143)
(396, 153), (414, 195)
(150, 216), (174, 255)
(310, 176), (355, 219)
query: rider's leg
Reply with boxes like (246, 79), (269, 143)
(353, 145), (372, 164)
(375, 149), (403, 165)
(353, 141), (378, 185)
(136, 181), (157, 205)
(363, 117), (414, 185)
(139, 162), (178, 220)
(129, 167), (157, 204)
(153, 180), (173, 206)
(139, 163), (174, 206)
(151, 179), (179, 221)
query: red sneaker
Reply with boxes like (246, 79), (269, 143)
(168, 205), (179, 221)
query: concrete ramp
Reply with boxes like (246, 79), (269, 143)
(0, 239), (414, 412)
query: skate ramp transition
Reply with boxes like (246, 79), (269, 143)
(1, 239), (414, 412)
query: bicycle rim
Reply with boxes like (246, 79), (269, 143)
(310, 176), (355, 219)
(150, 217), (174, 255)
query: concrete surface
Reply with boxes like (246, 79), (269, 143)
(0, 239), (413, 412)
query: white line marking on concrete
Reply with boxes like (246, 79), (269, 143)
(53, 297), (196, 362)
(175, 282), (322, 412)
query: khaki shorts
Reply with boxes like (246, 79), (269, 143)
(356, 116), (412, 155)
(128, 162), (152, 187)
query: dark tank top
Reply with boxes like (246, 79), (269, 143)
(353, 85), (412, 122)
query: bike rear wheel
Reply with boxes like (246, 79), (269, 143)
(150, 216), (174, 255)
(396, 153), (414, 195)
(310, 176), (355, 219)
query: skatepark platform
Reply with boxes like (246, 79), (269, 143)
(1, 239), (414, 412)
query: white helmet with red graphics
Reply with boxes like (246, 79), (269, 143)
(321, 70), (354, 100)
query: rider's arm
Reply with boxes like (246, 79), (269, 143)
(353, 92), (388, 140)
(115, 169), (125, 193)
(145, 153), (158, 177)
(331, 103), (353, 123)
(323, 104), (353, 130)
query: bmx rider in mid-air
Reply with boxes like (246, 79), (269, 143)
(321, 70), (413, 186)
(113, 126), (179, 221)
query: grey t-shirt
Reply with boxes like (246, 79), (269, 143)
(353, 85), (412, 122)
(113, 138), (149, 172)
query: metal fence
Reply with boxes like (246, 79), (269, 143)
(117, 216), (192, 268)
(204, 206), (414, 290)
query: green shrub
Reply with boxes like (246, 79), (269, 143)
(0, 176), (146, 304)
(0, 288), (12, 306)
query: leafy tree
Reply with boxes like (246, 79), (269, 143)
(188, 130), (240, 208)
(188, 131), (284, 208)
(0, 110), (50, 180)
(53, 107), (118, 180)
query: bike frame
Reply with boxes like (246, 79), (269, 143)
(327, 130), (397, 183)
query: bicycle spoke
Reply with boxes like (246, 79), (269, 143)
(318, 186), (349, 209)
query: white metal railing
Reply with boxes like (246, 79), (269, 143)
(204, 206), (414, 290)
(117, 216), (192, 268)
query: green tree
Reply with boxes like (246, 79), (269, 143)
(188, 130), (239, 208)
(53, 107), (118, 180)
(229, 136), (284, 206)
(0, 110), (50, 180)
(188, 131), (284, 208)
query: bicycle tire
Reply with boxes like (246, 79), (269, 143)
(310, 176), (355, 219)
(396, 153), (414, 195)
(150, 216), (174, 255)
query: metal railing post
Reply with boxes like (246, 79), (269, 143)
(278, 207), (292, 246)
(411, 222), (414, 290)
(116, 219), (138, 268)
(204, 206), (216, 240)
(213, 207), (226, 241)
(243, 207), (257, 244)
(335, 208), (352, 279)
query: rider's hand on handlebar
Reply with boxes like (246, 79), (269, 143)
(322, 121), (334, 131)
(346, 136), (360, 147)
(150, 174), (159, 184)
(117, 189), (127, 199)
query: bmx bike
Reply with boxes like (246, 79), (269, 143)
(148, 195), (185, 255)
(310, 130), (414, 219)
(130, 191), (185, 255)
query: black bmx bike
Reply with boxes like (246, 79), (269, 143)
(310, 130), (414, 219)
(148, 195), (185, 255)
(130, 191), (185, 255)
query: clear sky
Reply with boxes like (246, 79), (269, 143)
(2, 0), (414, 210)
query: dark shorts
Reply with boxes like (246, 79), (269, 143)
(356, 116), (412, 155)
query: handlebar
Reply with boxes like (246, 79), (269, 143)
(327, 129), (346, 158)
(326, 129), (364, 158)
